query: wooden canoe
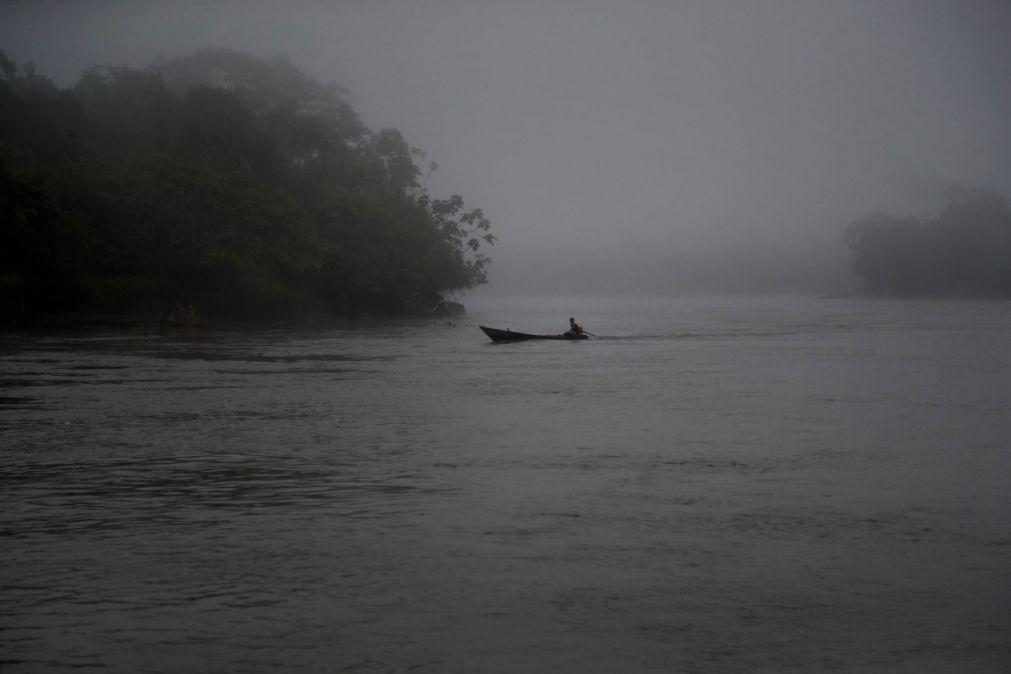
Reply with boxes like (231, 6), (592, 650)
(479, 326), (589, 342)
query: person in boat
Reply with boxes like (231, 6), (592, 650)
(565, 317), (585, 337)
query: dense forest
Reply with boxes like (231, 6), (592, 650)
(846, 188), (1011, 297)
(0, 48), (494, 324)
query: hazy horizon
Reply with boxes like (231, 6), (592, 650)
(3, 0), (1009, 297)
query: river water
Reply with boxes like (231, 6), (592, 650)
(2, 296), (1009, 672)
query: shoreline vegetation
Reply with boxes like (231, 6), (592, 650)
(3, 50), (1010, 330)
(0, 48), (494, 327)
(845, 187), (1011, 299)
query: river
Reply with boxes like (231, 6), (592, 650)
(2, 295), (1009, 672)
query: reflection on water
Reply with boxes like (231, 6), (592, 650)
(2, 298), (1010, 672)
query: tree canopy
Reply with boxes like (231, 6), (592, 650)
(0, 48), (494, 323)
(846, 188), (1011, 297)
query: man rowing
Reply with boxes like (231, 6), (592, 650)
(565, 317), (585, 338)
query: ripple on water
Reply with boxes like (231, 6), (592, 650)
(2, 302), (1010, 672)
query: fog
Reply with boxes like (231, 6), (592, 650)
(3, 0), (1009, 296)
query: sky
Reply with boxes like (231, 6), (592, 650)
(2, 0), (1009, 295)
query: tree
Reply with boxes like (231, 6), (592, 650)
(0, 48), (495, 323)
(846, 188), (1011, 296)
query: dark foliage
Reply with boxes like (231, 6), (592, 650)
(0, 48), (494, 322)
(846, 188), (1011, 297)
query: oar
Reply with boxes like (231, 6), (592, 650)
(583, 331), (597, 337)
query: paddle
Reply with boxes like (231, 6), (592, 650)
(582, 331), (597, 337)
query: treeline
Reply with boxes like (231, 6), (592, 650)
(846, 188), (1011, 297)
(0, 48), (494, 323)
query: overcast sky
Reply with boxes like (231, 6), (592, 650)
(2, 0), (1009, 294)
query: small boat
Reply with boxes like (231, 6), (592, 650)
(479, 325), (589, 342)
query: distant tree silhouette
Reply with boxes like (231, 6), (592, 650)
(846, 188), (1011, 297)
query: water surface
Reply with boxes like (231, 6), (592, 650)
(2, 296), (1009, 672)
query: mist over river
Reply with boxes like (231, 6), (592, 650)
(2, 296), (1009, 672)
